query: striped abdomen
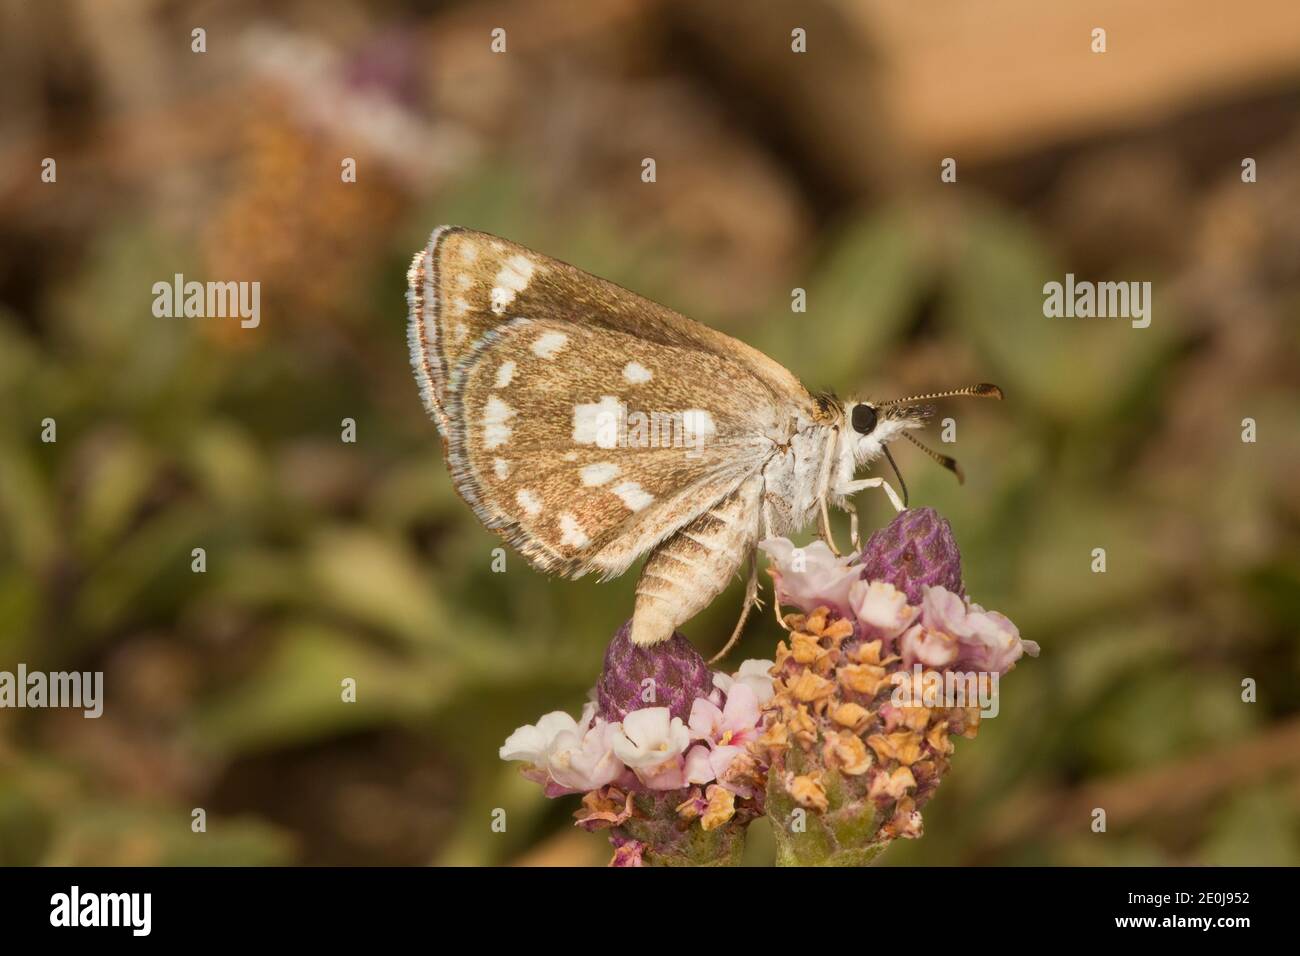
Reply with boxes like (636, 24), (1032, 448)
(629, 474), (763, 645)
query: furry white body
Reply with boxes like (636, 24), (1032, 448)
(629, 406), (913, 646)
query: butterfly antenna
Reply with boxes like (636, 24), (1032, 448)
(903, 431), (965, 484)
(882, 445), (909, 508)
(878, 383), (1003, 407)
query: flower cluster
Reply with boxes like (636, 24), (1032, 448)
(498, 682), (770, 798)
(499, 508), (1037, 866)
(500, 622), (775, 864)
(755, 509), (1037, 864)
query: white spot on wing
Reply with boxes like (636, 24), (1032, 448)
(681, 409), (717, 445)
(483, 395), (516, 449)
(452, 296), (470, 316)
(516, 489), (542, 517)
(494, 458), (510, 480)
(623, 361), (652, 384)
(457, 273), (471, 290)
(531, 331), (568, 359)
(580, 462), (620, 486)
(494, 361), (516, 388)
(458, 243), (478, 263)
(572, 396), (624, 449)
(559, 513), (590, 549)
(611, 481), (654, 512)
(490, 255), (535, 315)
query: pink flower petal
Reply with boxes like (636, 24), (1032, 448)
(721, 682), (759, 735)
(899, 623), (959, 669)
(760, 537), (860, 618)
(850, 578), (918, 641)
(684, 744), (715, 785)
(688, 697), (724, 741)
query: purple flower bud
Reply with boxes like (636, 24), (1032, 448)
(858, 508), (963, 604)
(596, 620), (714, 723)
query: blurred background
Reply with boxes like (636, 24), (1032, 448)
(1, 0), (1298, 866)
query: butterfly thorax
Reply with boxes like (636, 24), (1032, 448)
(761, 423), (839, 536)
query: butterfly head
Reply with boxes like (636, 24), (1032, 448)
(838, 384), (1003, 496)
(843, 399), (929, 465)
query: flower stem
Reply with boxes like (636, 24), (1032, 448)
(766, 767), (892, 867)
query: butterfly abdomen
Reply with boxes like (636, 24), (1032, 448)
(629, 475), (763, 645)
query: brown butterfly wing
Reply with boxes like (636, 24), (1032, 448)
(407, 227), (818, 578)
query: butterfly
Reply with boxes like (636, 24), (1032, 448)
(407, 226), (1001, 657)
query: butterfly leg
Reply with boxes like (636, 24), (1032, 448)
(708, 549), (760, 664)
(815, 430), (843, 556)
(763, 496), (791, 632)
(818, 495), (842, 556)
(842, 477), (906, 513)
(850, 506), (860, 550)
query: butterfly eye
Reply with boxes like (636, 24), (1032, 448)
(851, 403), (877, 435)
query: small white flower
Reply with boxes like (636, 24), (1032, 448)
(611, 707), (691, 768)
(684, 744), (716, 785)
(713, 659), (776, 705)
(499, 710), (582, 765)
(898, 623), (959, 669)
(547, 719), (624, 792)
(849, 579), (918, 639)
